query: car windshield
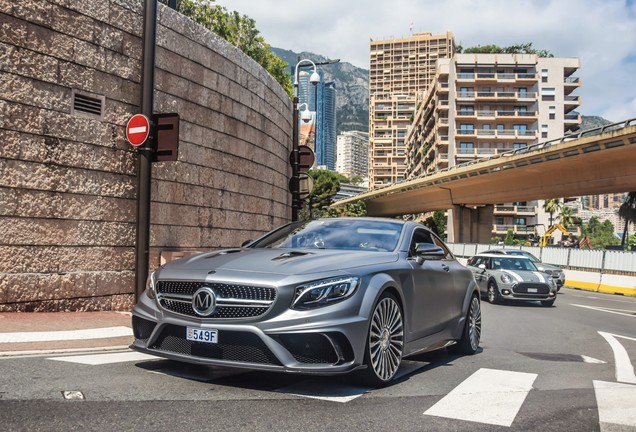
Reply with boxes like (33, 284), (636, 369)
(491, 257), (537, 271)
(248, 219), (403, 252)
(505, 250), (539, 262)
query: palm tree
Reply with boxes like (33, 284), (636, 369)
(543, 199), (562, 226)
(618, 192), (636, 249)
(558, 205), (575, 228)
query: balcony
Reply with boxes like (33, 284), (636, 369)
(494, 205), (537, 216)
(564, 76), (581, 91)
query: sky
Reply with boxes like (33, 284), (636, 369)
(214, 0), (636, 122)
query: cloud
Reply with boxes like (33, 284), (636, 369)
(215, 0), (636, 119)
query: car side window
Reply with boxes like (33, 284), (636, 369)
(408, 228), (434, 257)
(430, 233), (454, 260)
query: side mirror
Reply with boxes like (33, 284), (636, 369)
(478, 264), (486, 270)
(415, 243), (445, 262)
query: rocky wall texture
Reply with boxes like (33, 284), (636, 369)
(0, 0), (293, 311)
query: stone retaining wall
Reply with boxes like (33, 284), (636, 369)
(0, 1), (293, 311)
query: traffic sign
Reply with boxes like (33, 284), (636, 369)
(126, 114), (150, 147)
(298, 145), (315, 171)
(298, 173), (314, 199)
(289, 146), (316, 172)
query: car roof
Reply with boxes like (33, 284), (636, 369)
(472, 253), (532, 259)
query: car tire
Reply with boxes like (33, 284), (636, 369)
(358, 292), (404, 388)
(541, 299), (556, 307)
(487, 281), (500, 304)
(449, 295), (481, 355)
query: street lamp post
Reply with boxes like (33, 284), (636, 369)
(291, 59), (320, 221)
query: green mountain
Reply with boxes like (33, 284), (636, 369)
(271, 48), (369, 134)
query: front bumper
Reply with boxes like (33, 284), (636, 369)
(497, 282), (556, 302)
(130, 293), (369, 375)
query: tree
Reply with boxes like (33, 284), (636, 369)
(504, 228), (515, 245)
(301, 169), (348, 220)
(322, 201), (367, 218)
(164, 0), (293, 97)
(543, 199), (562, 226)
(457, 42), (554, 57)
(557, 205), (575, 228)
(580, 217), (621, 249)
(618, 192), (636, 249)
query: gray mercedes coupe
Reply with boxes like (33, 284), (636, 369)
(131, 217), (481, 387)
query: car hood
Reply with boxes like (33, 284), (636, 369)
(158, 248), (400, 277)
(499, 269), (551, 284)
(535, 262), (561, 273)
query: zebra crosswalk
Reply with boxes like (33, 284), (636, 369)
(42, 350), (636, 429)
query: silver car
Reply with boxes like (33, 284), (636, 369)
(466, 253), (557, 307)
(131, 217), (481, 387)
(484, 249), (565, 290)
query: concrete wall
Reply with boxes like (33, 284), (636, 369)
(0, 1), (293, 312)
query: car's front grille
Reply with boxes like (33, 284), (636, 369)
(156, 281), (276, 319)
(150, 324), (281, 365)
(513, 283), (550, 295)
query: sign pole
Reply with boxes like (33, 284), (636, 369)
(135, 0), (157, 303)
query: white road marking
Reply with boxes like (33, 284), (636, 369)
(275, 360), (426, 403)
(424, 368), (537, 427)
(593, 380), (636, 430)
(598, 332), (636, 384)
(0, 326), (133, 343)
(276, 379), (369, 403)
(581, 355), (606, 364)
(572, 304), (636, 319)
(48, 351), (158, 365)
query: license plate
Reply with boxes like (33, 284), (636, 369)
(186, 327), (218, 343)
(527, 288), (538, 293)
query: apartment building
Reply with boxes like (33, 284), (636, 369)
(369, 32), (454, 188)
(336, 131), (369, 180)
(405, 53), (581, 241)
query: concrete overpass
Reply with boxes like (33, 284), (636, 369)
(334, 118), (636, 242)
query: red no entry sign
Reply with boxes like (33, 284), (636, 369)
(126, 114), (150, 146)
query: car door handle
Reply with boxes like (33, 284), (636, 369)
(442, 264), (450, 272)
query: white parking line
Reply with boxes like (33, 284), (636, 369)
(424, 368), (537, 427)
(593, 380), (636, 430)
(48, 351), (158, 365)
(0, 326), (133, 343)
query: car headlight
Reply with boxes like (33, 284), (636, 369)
(500, 273), (513, 284)
(145, 271), (157, 299)
(292, 276), (360, 310)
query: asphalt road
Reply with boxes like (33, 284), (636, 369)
(1, 288), (635, 432)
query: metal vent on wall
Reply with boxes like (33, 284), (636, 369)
(71, 90), (104, 119)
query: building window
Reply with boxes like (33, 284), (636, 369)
(459, 87), (472, 97)
(541, 124), (548, 139)
(513, 143), (527, 150)
(495, 217), (505, 225)
(549, 106), (556, 120)
(517, 87), (528, 98)
(541, 69), (548, 83)
(459, 124), (474, 135)
(459, 142), (474, 154)
(459, 105), (474, 114)
(514, 217), (527, 226)
(541, 87), (555, 101)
